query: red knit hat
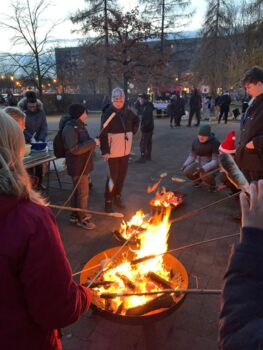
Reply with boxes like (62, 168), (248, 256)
(219, 131), (236, 154)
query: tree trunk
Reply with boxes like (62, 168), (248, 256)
(160, 0), (165, 54)
(104, 0), (112, 97)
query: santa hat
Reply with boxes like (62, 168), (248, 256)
(219, 131), (236, 154)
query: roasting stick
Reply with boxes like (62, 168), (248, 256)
(72, 232), (239, 277)
(130, 233), (239, 265)
(100, 288), (222, 299)
(49, 204), (124, 218)
(171, 191), (240, 224)
(86, 226), (144, 288)
(71, 193), (240, 277)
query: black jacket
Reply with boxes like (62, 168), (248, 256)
(140, 101), (154, 132)
(167, 97), (185, 117)
(235, 93), (263, 172)
(190, 92), (202, 110)
(100, 105), (139, 158)
(219, 94), (231, 108)
(219, 227), (263, 350)
(62, 118), (96, 176)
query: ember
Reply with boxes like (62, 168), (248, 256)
(80, 207), (188, 319)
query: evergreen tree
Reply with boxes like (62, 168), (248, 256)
(139, 0), (192, 54)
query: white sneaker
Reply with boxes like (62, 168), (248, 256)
(82, 214), (92, 221)
(76, 220), (96, 230)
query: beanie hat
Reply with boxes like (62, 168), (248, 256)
(68, 104), (86, 119)
(219, 131), (236, 154)
(111, 87), (125, 102)
(198, 124), (211, 137)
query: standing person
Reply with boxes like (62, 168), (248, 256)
(218, 91), (231, 124)
(136, 93), (154, 163)
(235, 66), (263, 182)
(62, 104), (96, 230)
(18, 90), (43, 111)
(0, 110), (91, 350)
(100, 87), (139, 213)
(182, 124), (220, 192)
(218, 180), (263, 350)
(24, 95), (47, 190)
(167, 91), (185, 127)
(203, 95), (212, 121)
(188, 88), (202, 127)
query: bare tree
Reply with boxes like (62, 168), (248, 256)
(71, 0), (119, 96)
(0, 0), (58, 97)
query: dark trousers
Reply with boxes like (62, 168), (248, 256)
(218, 106), (229, 124)
(170, 114), (182, 126)
(140, 131), (153, 160)
(71, 175), (89, 220)
(242, 170), (263, 182)
(188, 108), (200, 126)
(183, 163), (216, 186)
(105, 155), (129, 202)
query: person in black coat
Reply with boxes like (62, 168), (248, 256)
(62, 104), (96, 230)
(219, 180), (263, 350)
(136, 93), (155, 163)
(167, 92), (185, 127)
(218, 91), (232, 124)
(188, 88), (202, 127)
(235, 66), (263, 182)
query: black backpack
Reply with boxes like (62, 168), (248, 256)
(53, 129), (65, 158)
(53, 116), (79, 158)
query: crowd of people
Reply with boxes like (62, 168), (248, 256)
(1, 65), (263, 349)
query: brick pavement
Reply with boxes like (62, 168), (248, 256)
(47, 116), (241, 350)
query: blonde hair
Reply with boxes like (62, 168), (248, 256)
(0, 110), (46, 206)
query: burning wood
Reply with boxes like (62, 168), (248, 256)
(88, 280), (114, 289)
(147, 271), (174, 290)
(116, 273), (136, 290)
(80, 206), (189, 317)
(125, 294), (175, 316)
(150, 188), (185, 208)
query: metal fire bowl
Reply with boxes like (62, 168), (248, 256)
(80, 247), (189, 325)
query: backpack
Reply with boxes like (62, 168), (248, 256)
(53, 129), (65, 158)
(53, 116), (79, 158)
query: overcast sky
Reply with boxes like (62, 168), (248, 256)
(0, 0), (207, 52)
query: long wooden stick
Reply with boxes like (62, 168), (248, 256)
(49, 204), (124, 218)
(72, 232), (239, 277)
(100, 288), (222, 299)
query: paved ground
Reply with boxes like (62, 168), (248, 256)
(46, 114), (241, 350)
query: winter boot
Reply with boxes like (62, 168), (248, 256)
(114, 195), (126, 209)
(105, 201), (114, 213)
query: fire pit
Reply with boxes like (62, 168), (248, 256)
(80, 208), (189, 325)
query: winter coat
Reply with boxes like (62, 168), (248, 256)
(100, 104), (139, 158)
(24, 109), (47, 143)
(219, 93), (231, 109)
(0, 195), (91, 350)
(235, 93), (263, 172)
(167, 96), (185, 117)
(218, 227), (263, 350)
(183, 134), (220, 172)
(140, 101), (155, 132)
(62, 118), (96, 177)
(189, 92), (202, 110)
(18, 97), (44, 111)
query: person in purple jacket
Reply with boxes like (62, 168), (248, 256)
(219, 180), (263, 349)
(0, 109), (92, 350)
